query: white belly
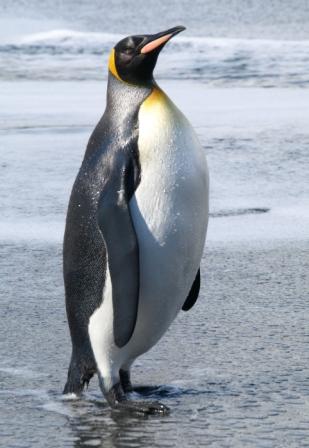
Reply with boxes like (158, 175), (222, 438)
(126, 88), (209, 356)
(89, 88), (208, 382)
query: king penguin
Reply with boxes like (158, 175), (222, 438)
(63, 26), (209, 414)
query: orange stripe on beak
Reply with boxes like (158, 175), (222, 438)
(140, 33), (173, 54)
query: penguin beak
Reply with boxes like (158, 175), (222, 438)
(140, 26), (186, 54)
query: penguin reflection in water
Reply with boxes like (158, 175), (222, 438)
(63, 26), (209, 414)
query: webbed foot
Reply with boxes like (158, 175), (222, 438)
(103, 382), (169, 415)
(63, 355), (95, 395)
(115, 399), (169, 415)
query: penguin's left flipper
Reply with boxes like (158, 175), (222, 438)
(97, 155), (139, 348)
(182, 269), (200, 311)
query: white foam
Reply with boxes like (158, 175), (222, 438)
(82, 440), (101, 446)
(2, 28), (309, 85)
(0, 18), (67, 44)
(19, 29), (122, 47)
(61, 393), (79, 401)
(12, 28), (309, 50)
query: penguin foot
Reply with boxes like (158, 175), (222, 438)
(113, 400), (169, 415)
(105, 383), (169, 415)
(119, 369), (133, 393)
(63, 356), (95, 395)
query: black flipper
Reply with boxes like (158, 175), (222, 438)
(182, 269), (201, 311)
(97, 155), (140, 348)
(63, 76), (151, 395)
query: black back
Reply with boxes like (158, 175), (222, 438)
(63, 75), (152, 354)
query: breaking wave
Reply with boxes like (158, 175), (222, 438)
(1, 29), (309, 85)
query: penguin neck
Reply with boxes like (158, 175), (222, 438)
(105, 73), (154, 123)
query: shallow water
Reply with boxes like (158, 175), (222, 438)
(1, 240), (309, 447)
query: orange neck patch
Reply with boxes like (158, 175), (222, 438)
(108, 49), (122, 81)
(142, 87), (166, 109)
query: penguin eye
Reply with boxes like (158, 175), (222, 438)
(123, 47), (134, 55)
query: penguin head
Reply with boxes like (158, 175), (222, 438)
(108, 26), (185, 85)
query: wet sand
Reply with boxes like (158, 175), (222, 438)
(0, 81), (309, 447)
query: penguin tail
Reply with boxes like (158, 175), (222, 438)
(63, 354), (96, 395)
